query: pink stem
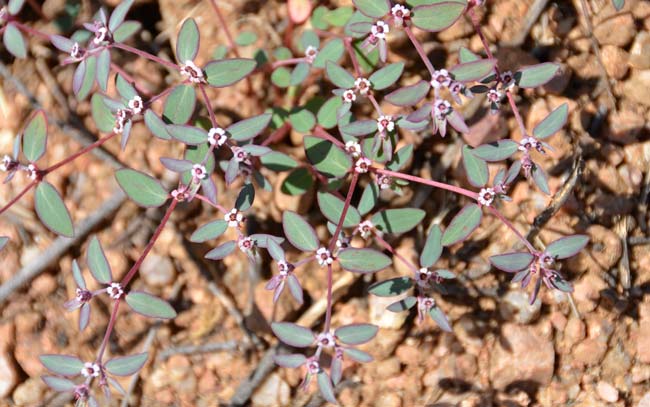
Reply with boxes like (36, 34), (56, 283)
(271, 58), (307, 69)
(313, 126), (345, 148)
(96, 299), (121, 362)
(44, 133), (117, 174)
(0, 179), (38, 216)
(404, 26), (435, 77)
(12, 21), (49, 40)
(194, 193), (228, 214)
(208, 0), (240, 58)
(198, 84), (220, 128)
(343, 38), (362, 77)
(487, 206), (537, 253)
(374, 168), (478, 200)
(112, 42), (179, 71)
(374, 233), (418, 273)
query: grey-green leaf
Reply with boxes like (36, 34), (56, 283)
(204, 58), (257, 87)
(227, 113), (272, 141)
(271, 322), (315, 347)
(546, 235), (589, 260)
(190, 220), (228, 243)
(35, 182), (74, 237)
(4, 23), (27, 58)
(304, 136), (351, 178)
(353, 0), (390, 18)
(22, 110), (47, 163)
(163, 85), (196, 124)
(490, 252), (535, 272)
(462, 145), (489, 187)
(126, 291), (177, 319)
(441, 203), (482, 246)
(176, 18), (200, 62)
(472, 139), (518, 162)
(420, 224), (443, 267)
(334, 323), (377, 345)
(338, 248), (392, 273)
(105, 352), (148, 376)
(115, 168), (168, 208)
(370, 208), (425, 234)
(317, 192), (361, 228)
(87, 236), (112, 284)
(368, 277), (413, 297)
(369, 62), (404, 90)
(326, 61), (355, 88)
(515, 62), (560, 88)
(283, 211), (319, 251)
(411, 2), (466, 32)
(385, 80), (430, 106)
(532, 103), (568, 140)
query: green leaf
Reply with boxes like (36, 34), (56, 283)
(205, 241), (236, 260)
(115, 73), (138, 101)
(115, 168), (168, 208)
(515, 63), (560, 88)
(326, 61), (355, 88)
(533, 103), (568, 140)
(0, 236), (8, 252)
(317, 372), (338, 405)
(441, 203), (482, 246)
(204, 58), (257, 87)
(312, 38), (344, 69)
(289, 108), (316, 133)
(163, 85), (196, 124)
(87, 236), (112, 284)
(612, 0), (624, 11)
(304, 136), (351, 178)
(76, 55), (96, 101)
(369, 62), (404, 90)
(472, 139), (518, 161)
(371, 208), (425, 234)
(386, 144), (413, 171)
(39, 355), (83, 377)
(317, 192), (361, 228)
(338, 248), (392, 273)
(22, 110), (47, 163)
(125, 291), (177, 319)
(317, 96), (343, 129)
(167, 124), (208, 145)
(546, 235), (589, 259)
(358, 182), (379, 216)
(227, 113), (272, 141)
(190, 220), (228, 243)
(339, 119), (377, 137)
(458, 46), (480, 63)
(290, 62), (310, 86)
(144, 110), (171, 140)
(342, 348), (373, 363)
(271, 322), (315, 347)
(353, 0), (390, 18)
(411, 1), (466, 32)
(532, 164), (550, 195)
(35, 182), (74, 237)
(368, 277), (413, 297)
(235, 31), (257, 46)
(271, 67), (291, 88)
(385, 80), (430, 106)
(96, 48), (111, 92)
(7, 0), (25, 15)
(387, 296), (417, 312)
(105, 352), (148, 376)
(420, 225), (443, 267)
(260, 151), (298, 171)
(450, 59), (496, 82)
(281, 167), (313, 195)
(91, 94), (116, 133)
(283, 211), (319, 251)
(4, 23), (27, 58)
(429, 306), (452, 332)
(335, 323), (378, 345)
(108, 0), (133, 31)
(113, 21), (141, 43)
(462, 145), (489, 187)
(42, 376), (76, 392)
(235, 183), (255, 210)
(325, 6), (355, 27)
(176, 18), (200, 62)
(490, 252), (535, 272)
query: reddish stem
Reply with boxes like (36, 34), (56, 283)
(44, 133), (117, 174)
(194, 193), (228, 214)
(313, 126), (345, 148)
(343, 37), (362, 77)
(374, 233), (418, 273)
(198, 84), (220, 128)
(110, 63), (152, 97)
(404, 26), (435, 77)
(208, 0), (240, 58)
(120, 199), (178, 287)
(112, 42), (179, 71)
(11, 21), (49, 40)
(262, 122), (291, 147)
(374, 168), (478, 200)
(0, 179), (38, 216)
(487, 206), (537, 253)
(271, 58), (307, 69)
(96, 299), (121, 362)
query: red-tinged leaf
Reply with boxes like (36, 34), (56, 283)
(87, 236), (112, 284)
(371, 208), (425, 234)
(369, 62), (404, 90)
(39, 354), (84, 377)
(549, 271), (573, 293)
(4, 23), (27, 58)
(420, 225), (443, 268)
(104, 353), (148, 376)
(334, 323), (378, 345)
(429, 306), (452, 332)
(108, 0), (133, 31)
(273, 353), (307, 368)
(205, 240), (237, 260)
(342, 348), (373, 363)
(353, 0), (390, 18)
(472, 139), (519, 161)
(338, 248), (392, 273)
(450, 59), (496, 82)
(204, 58), (257, 88)
(79, 303), (90, 331)
(368, 277), (413, 297)
(490, 252), (535, 272)
(462, 145), (489, 187)
(317, 371), (338, 405)
(447, 110), (469, 134)
(42, 376), (76, 392)
(515, 62), (560, 88)
(326, 61), (355, 89)
(35, 181), (75, 238)
(227, 113), (272, 142)
(546, 235), (589, 259)
(331, 354), (342, 385)
(125, 291), (177, 319)
(176, 18), (200, 62)
(304, 136), (351, 178)
(190, 220), (228, 243)
(271, 322), (315, 347)
(339, 119), (377, 137)
(115, 169), (169, 208)
(22, 110), (47, 163)
(283, 211), (319, 252)
(441, 203), (482, 246)
(385, 80), (430, 106)
(531, 164), (550, 195)
(532, 103), (568, 140)
(387, 296), (416, 312)
(287, 274), (304, 304)
(71, 260), (86, 289)
(411, 1), (466, 32)
(317, 192), (361, 227)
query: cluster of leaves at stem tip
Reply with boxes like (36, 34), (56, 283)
(0, 0), (600, 404)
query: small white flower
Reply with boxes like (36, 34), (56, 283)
(81, 362), (100, 378)
(232, 146), (250, 163)
(433, 99), (452, 119)
(539, 252), (555, 268)
(113, 109), (128, 134)
(376, 174), (392, 190)
(171, 188), (188, 201)
(277, 261), (290, 276)
(224, 209), (244, 228)
(430, 69), (451, 89)
(26, 164), (38, 180)
(371, 21), (390, 39)
(342, 89), (357, 103)
(305, 45), (319, 64)
(128, 96), (143, 115)
(307, 359), (320, 374)
(106, 283), (123, 299)
(416, 268), (432, 287)
(93, 26), (108, 44)
(500, 70), (515, 89)
(376, 115), (395, 133)
(0, 155), (11, 172)
(518, 137), (538, 152)
(354, 77), (372, 95)
(358, 220), (374, 239)
(391, 4), (410, 26)
(191, 164), (207, 180)
(238, 236), (254, 252)
(477, 187), (495, 206)
(180, 60), (205, 84)
(487, 88), (502, 103)
(316, 247), (333, 266)
(208, 127), (228, 147)
(70, 42), (83, 60)
(317, 332), (336, 348)
(418, 296), (436, 312)
(345, 140), (362, 158)
(355, 157), (372, 174)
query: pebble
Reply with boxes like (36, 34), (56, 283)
(499, 290), (541, 324)
(630, 32), (650, 69)
(638, 321), (650, 363)
(251, 373), (290, 407)
(600, 45), (629, 79)
(623, 70), (650, 107)
(640, 392), (650, 407)
(140, 254), (176, 287)
(488, 323), (554, 389)
(596, 381), (618, 402)
(0, 351), (17, 398)
(594, 14), (636, 47)
(573, 338), (607, 367)
(12, 377), (45, 406)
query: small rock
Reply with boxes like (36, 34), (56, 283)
(607, 109), (645, 144)
(638, 321), (650, 363)
(640, 391), (650, 407)
(630, 32), (650, 69)
(632, 364), (650, 383)
(488, 323), (554, 389)
(375, 391), (402, 407)
(12, 377), (45, 406)
(0, 352), (17, 398)
(573, 338), (607, 366)
(499, 290), (541, 324)
(596, 381), (618, 402)
(29, 274), (57, 297)
(623, 70), (650, 107)
(600, 45), (629, 79)
(375, 357), (401, 380)
(594, 14), (636, 47)
(140, 254), (176, 287)
(251, 373), (290, 407)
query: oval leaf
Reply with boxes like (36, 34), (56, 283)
(317, 192), (361, 228)
(411, 2), (466, 32)
(105, 353), (148, 376)
(369, 62), (404, 90)
(420, 224), (443, 267)
(338, 248), (392, 273)
(368, 277), (413, 297)
(462, 145), (489, 187)
(370, 208), (425, 234)
(450, 59), (496, 82)
(163, 85), (196, 124)
(39, 354), (84, 377)
(515, 62), (560, 88)
(335, 323), (378, 345)
(283, 211), (319, 251)
(115, 169), (168, 208)
(22, 110), (47, 163)
(304, 136), (351, 178)
(353, 0), (390, 18)
(274, 353), (307, 368)
(441, 203), (482, 246)
(385, 80), (430, 106)
(489, 252), (535, 272)
(271, 322), (315, 347)
(204, 58), (257, 88)
(227, 113), (272, 142)
(125, 291), (177, 319)
(4, 23), (27, 58)
(35, 181), (74, 237)
(176, 18), (200, 62)
(546, 235), (589, 260)
(87, 236), (112, 284)
(472, 139), (518, 162)
(533, 103), (568, 140)
(190, 220), (228, 243)
(429, 306), (452, 332)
